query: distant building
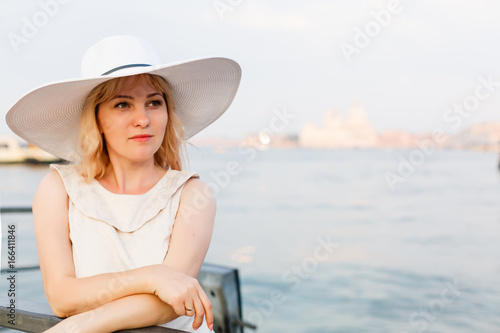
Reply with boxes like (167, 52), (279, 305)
(299, 103), (378, 148)
(454, 122), (500, 151)
(377, 130), (414, 149)
(189, 108), (500, 151)
(0, 135), (61, 164)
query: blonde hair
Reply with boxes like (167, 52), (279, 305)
(77, 74), (185, 182)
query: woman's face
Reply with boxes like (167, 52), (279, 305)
(97, 75), (168, 165)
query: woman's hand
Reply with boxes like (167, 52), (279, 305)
(149, 264), (213, 331)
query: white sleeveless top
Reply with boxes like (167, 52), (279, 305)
(51, 164), (212, 332)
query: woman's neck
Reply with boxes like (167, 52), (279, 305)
(98, 161), (166, 195)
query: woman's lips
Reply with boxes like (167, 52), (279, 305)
(130, 134), (153, 142)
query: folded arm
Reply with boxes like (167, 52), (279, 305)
(34, 171), (215, 331)
(45, 294), (177, 333)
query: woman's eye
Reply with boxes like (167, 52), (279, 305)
(115, 102), (129, 109)
(148, 100), (163, 107)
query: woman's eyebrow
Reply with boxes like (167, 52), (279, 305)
(112, 94), (133, 100)
(111, 92), (161, 100)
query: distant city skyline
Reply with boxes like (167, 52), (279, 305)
(191, 105), (500, 153)
(2, 1), (500, 140)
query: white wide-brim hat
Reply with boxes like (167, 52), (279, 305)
(6, 35), (241, 162)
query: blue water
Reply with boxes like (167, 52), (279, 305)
(1, 148), (500, 332)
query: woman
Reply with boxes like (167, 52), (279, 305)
(6, 36), (241, 332)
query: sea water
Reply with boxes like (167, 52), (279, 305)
(1, 147), (499, 332)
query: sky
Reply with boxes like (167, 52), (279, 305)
(1, 0), (500, 140)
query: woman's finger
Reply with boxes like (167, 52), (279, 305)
(184, 304), (195, 317)
(171, 299), (186, 317)
(190, 286), (205, 329)
(167, 291), (188, 317)
(197, 284), (213, 330)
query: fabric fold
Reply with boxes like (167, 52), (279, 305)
(51, 164), (198, 232)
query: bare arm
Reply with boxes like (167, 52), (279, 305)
(44, 294), (177, 333)
(36, 172), (215, 331)
(161, 177), (216, 328)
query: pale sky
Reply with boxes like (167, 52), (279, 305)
(2, 0), (500, 140)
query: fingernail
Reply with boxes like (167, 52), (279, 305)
(209, 323), (213, 331)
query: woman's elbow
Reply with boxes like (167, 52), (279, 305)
(48, 298), (71, 318)
(47, 296), (73, 318)
(46, 287), (81, 318)
(50, 305), (69, 318)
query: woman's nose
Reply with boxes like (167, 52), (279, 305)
(134, 107), (150, 127)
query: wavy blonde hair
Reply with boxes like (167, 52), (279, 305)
(77, 74), (185, 182)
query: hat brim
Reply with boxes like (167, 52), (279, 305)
(6, 57), (241, 162)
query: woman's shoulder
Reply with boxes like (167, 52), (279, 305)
(38, 164), (73, 191)
(177, 175), (216, 210)
(49, 163), (79, 179)
(33, 165), (69, 211)
(182, 176), (212, 194)
(39, 163), (91, 205)
(49, 163), (88, 189)
(162, 169), (199, 191)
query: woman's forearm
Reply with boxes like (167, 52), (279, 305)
(49, 264), (159, 317)
(49, 262), (209, 325)
(45, 293), (180, 333)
